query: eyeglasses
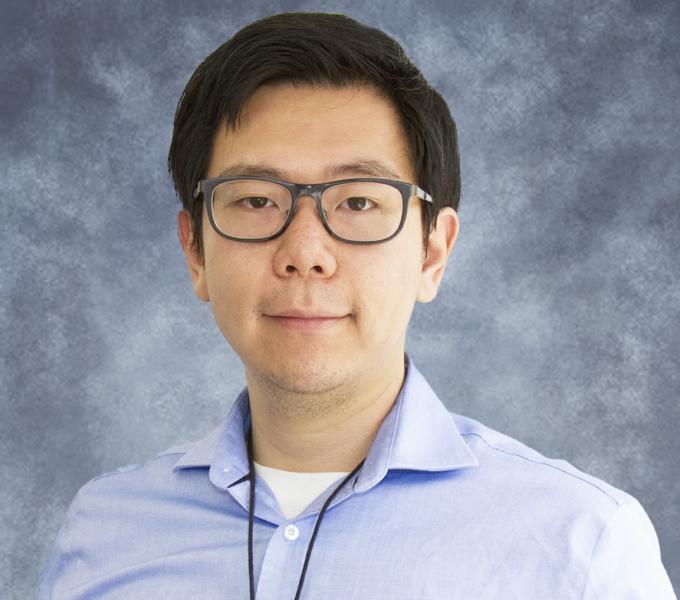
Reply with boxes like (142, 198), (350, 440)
(193, 175), (433, 244)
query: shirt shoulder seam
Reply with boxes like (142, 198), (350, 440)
(460, 431), (624, 505)
(84, 450), (190, 485)
(578, 499), (636, 600)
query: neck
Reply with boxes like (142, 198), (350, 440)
(245, 351), (406, 473)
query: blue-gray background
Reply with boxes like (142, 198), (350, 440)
(2, 0), (678, 597)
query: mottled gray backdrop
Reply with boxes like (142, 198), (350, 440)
(1, 0), (678, 597)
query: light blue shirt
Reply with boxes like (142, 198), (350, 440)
(39, 354), (676, 599)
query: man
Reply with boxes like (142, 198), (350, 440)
(39, 12), (675, 600)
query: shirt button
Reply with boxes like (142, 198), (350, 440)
(283, 524), (299, 541)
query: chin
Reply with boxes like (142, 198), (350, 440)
(252, 355), (348, 392)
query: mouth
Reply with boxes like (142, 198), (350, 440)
(265, 314), (349, 331)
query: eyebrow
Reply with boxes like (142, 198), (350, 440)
(216, 159), (403, 181)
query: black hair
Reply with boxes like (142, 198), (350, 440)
(167, 12), (460, 259)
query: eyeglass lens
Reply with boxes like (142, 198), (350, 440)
(210, 180), (403, 242)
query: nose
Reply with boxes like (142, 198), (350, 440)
(272, 193), (337, 278)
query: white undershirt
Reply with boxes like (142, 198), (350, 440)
(253, 461), (350, 520)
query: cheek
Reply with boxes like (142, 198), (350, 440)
(203, 245), (257, 329)
(354, 248), (421, 327)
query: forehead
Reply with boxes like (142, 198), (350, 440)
(207, 82), (415, 182)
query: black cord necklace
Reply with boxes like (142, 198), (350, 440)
(246, 427), (366, 600)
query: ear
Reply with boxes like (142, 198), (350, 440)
(416, 207), (459, 303)
(177, 210), (209, 302)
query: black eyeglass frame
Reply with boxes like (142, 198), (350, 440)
(193, 175), (434, 245)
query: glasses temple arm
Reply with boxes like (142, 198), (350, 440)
(412, 185), (433, 204)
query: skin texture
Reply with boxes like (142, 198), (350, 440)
(178, 82), (458, 473)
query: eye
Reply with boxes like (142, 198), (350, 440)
(238, 196), (274, 209)
(340, 197), (376, 211)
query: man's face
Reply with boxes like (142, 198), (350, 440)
(180, 83), (457, 395)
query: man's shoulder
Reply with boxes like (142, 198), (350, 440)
(74, 437), (203, 500)
(81, 415), (229, 491)
(41, 434), (225, 596)
(449, 411), (634, 511)
(58, 435), (213, 545)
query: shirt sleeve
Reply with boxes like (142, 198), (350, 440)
(37, 485), (88, 600)
(581, 498), (677, 599)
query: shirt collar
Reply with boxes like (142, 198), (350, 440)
(172, 353), (479, 492)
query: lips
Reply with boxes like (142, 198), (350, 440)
(268, 309), (348, 319)
(265, 310), (349, 331)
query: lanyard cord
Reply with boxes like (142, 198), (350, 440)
(246, 427), (366, 600)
